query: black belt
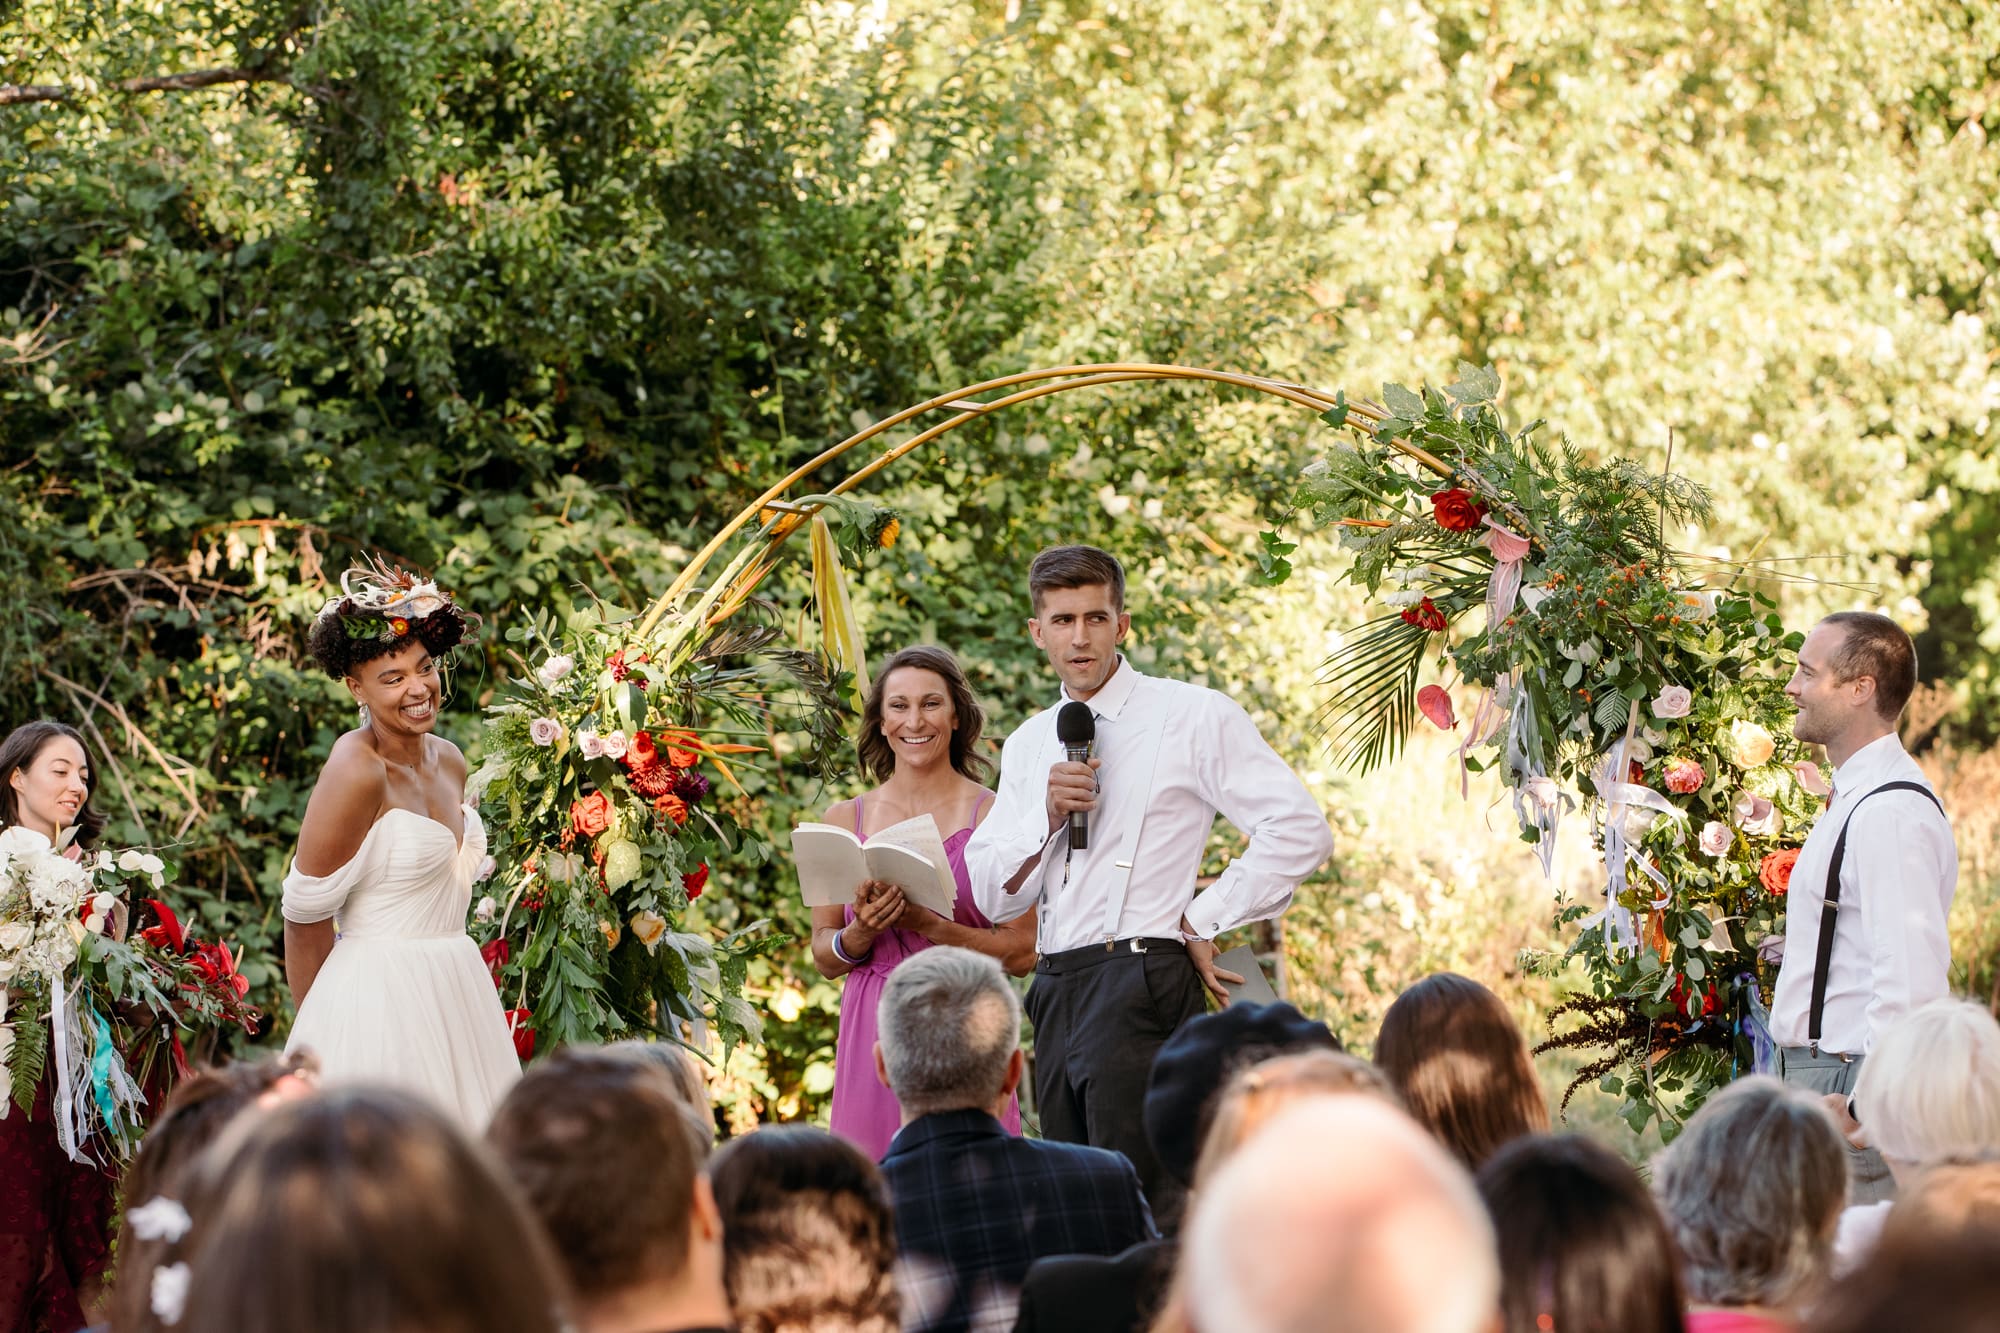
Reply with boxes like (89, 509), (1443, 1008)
(1036, 937), (1185, 975)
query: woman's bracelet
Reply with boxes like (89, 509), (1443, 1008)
(830, 926), (873, 967)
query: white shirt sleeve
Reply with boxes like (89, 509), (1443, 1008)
(1854, 793), (1957, 1049)
(1181, 693), (1335, 939)
(965, 720), (1058, 925)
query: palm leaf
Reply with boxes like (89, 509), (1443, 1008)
(1316, 613), (1434, 772)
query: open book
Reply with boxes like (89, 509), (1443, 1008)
(790, 813), (958, 918)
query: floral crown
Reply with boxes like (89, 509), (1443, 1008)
(323, 565), (459, 643)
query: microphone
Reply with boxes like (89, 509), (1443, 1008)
(1056, 702), (1095, 851)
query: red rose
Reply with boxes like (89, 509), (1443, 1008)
(1430, 488), (1488, 533)
(570, 791), (614, 839)
(625, 730), (659, 771)
(480, 938), (510, 987)
(683, 863), (709, 900)
(667, 746), (700, 770)
(1760, 848), (1800, 895)
(653, 792), (690, 826)
(1399, 597), (1448, 633)
(505, 1008), (536, 1062)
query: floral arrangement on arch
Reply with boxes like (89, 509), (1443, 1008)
(471, 499), (889, 1059)
(0, 832), (259, 1160)
(1262, 365), (1818, 1136)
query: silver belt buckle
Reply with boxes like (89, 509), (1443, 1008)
(1128, 937), (1148, 954)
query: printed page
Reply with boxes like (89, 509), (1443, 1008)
(791, 824), (866, 907)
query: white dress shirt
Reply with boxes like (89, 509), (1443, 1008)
(1769, 732), (1957, 1054)
(965, 658), (1334, 953)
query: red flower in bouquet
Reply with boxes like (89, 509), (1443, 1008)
(626, 763), (680, 799)
(139, 898), (187, 954)
(505, 1008), (536, 1061)
(1760, 848), (1800, 895)
(1400, 598), (1448, 633)
(654, 793), (690, 826)
(1416, 684), (1456, 730)
(683, 863), (709, 900)
(1663, 758), (1705, 795)
(667, 746), (700, 770)
(624, 730), (659, 771)
(188, 940), (251, 999)
(480, 938), (510, 987)
(607, 649), (651, 685)
(571, 791), (614, 839)
(1669, 974), (1722, 1020)
(1430, 488), (1488, 533)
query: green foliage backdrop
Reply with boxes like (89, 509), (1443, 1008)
(4, 0), (1997, 1123)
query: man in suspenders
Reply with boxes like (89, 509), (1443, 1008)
(967, 545), (1334, 1228)
(1768, 612), (1958, 1203)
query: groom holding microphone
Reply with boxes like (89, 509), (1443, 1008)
(967, 546), (1333, 1224)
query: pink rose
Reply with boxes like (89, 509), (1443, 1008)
(1663, 758), (1705, 795)
(1732, 791), (1782, 837)
(1794, 761), (1831, 797)
(528, 717), (563, 748)
(1651, 686), (1693, 720)
(1699, 820), (1732, 857)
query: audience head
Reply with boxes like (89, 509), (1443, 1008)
(1143, 1000), (1342, 1189)
(1373, 971), (1550, 1171)
(1182, 1095), (1499, 1333)
(107, 1053), (318, 1333)
(0, 718), (104, 846)
(602, 1037), (713, 1113)
(1853, 998), (2000, 1170)
(1653, 1075), (1846, 1313)
(874, 945), (1021, 1119)
(1476, 1133), (1685, 1333)
(1192, 1049), (1396, 1190)
(158, 1087), (567, 1333)
(1812, 1199), (2000, 1333)
(1882, 1156), (2000, 1244)
(857, 645), (993, 782)
(487, 1048), (723, 1329)
(708, 1126), (899, 1333)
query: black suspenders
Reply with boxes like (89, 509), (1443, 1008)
(1807, 780), (1945, 1052)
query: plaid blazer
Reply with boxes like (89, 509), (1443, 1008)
(880, 1109), (1158, 1333)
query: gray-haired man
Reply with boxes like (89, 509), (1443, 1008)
(873, 946), (1156, 1333)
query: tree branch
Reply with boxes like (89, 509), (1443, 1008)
(1, 65), (287, 107)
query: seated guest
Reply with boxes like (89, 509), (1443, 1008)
(1811, 1181), (2000, 1333)
(1477, 1134), (1686, 1333)
(487, 1049), (730, 1333)
(606, 1037), (711, 1110)
(708, 1126), (899, 1333)
(1014, 1003), (1344, 1333)
(143, 1087), (567, 1333)
(875, 946), (1154, 1333)
(1139, 1050), (1401, 1333)
(1178, 1095), (1500, 1333)
(1819, 998), (2000, 1273)
(105, 1053), (318, 1333)
(1373, 971), (1550, 1171)
(1880, 1156), (2000, 1240)
(1653, 1077), (1847, 1333)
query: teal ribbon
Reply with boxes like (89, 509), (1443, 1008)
(86, 1004), (120, 1134)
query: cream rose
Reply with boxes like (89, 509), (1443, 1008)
(1651, 686), (1693, 720)
(1699, 820), (1732, 857)
(1727, 720), (1776, 768)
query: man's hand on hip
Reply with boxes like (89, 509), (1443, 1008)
(1186, 935), (1244, 1003)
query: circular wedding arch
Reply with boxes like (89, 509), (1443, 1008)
(637, 363), (1457, 637)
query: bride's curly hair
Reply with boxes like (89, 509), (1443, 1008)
(306, 562), (478, 681)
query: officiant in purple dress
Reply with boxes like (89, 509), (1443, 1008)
(809, 647), (1037, 1159)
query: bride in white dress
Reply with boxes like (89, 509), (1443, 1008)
(282, 568), (519, 1127)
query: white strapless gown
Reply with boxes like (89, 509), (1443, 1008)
(282, 803), (520, 1128)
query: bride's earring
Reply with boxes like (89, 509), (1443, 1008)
(357, 700), (371, 728)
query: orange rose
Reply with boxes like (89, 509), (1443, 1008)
(1759, 848), (1800, 895)
(570, 790), (614, 839)
(625, 730), (659, 770)
(667, 746), (700, 770)
(653, 792), (690, 826)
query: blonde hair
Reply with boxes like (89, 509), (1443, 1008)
(1193, 1049), (1399, 1190)
(1855, 998), (2000, 1165)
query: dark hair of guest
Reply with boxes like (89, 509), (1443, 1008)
(0, 720), (106, 846)
(856, 645), (992, 783)
(708, 1126), (899, 1333)
(1476, 1133), (1686, 1333)
(1373, 971), (1550, 1171)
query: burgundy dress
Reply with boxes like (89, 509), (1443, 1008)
(827, 792), (1023, 1159)
(0, 1060), (117, 1333)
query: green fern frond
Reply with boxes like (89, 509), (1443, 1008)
(9, 1015), (47, 1117)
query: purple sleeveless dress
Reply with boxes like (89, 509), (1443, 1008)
(827, 791), (1023, 1159)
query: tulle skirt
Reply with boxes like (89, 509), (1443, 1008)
(285, 932), (520, 1130)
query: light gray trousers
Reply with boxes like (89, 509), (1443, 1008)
(1778, 1046), (1894, 1206)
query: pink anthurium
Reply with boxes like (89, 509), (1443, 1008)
(1418, 684), (1457, 730)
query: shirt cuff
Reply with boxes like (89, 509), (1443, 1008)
(1184, 879), (1234, 941)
